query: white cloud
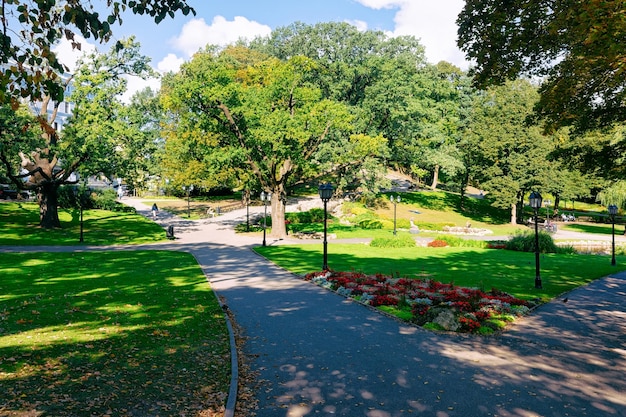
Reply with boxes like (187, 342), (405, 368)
(120, 75), (161, 104)
(157, 53), (186, 73)
(346, 19), (369, 32)
(52, 34), (97, 73)
(355, 0), (468, 69)
(170, 16), (272, 58)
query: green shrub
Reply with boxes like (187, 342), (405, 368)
(358, 219), (383, 229)
(370, 235), (416, 248)
(506, 231), (558, 253)
(235, 223), (264, 233)
(413, 221), (456, 231)
(484, 319), (508, 330)
(396, 218), (411, 229)
(556, 245), (577, 254)
(437, 235), (488, 248)
(476, 326), (495, 335)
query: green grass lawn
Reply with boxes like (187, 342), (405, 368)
(0, 251), (229, 416)
(255, 244), (626, 301)
(0, 202), (168, 245)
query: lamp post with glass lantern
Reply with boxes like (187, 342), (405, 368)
(183, 185), (194, 218)
(318, 183), (334, 271)
(390, 195), (400, 235)
(261, 191), (271, 246)
(609, 204), (618, 266)
(529, 191), (543, 289)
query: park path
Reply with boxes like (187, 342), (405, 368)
(120, 198), (626, 417)
(4, 198), (625, 416)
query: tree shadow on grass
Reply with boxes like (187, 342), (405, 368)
(0, 250), (230, 416)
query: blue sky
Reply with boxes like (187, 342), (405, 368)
(55, 0), (467, 99)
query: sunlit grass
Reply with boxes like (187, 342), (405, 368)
(255, 244), (626, 301)
(0, 251), (229, 416)
(0, 202), (168, 245)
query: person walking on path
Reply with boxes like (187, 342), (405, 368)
(151, 203), (159, 220)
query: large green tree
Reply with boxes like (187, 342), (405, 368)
(457, 0), (626, 132)
(466, 79), (558, 224)
(13, 38), (155, 227)
(160, 47), (388, 238)
(252, 22), (469, 188)
(0, 0), (194, 105)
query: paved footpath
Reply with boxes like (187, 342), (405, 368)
(6, 199), (626, 416)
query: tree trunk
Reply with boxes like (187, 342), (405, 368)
(269, 192), (287, 239)
(39, 182), (61, 228)
(459, 171), (469, 210)
(430, 164), (440, 190)
(510, 201), (517, 225)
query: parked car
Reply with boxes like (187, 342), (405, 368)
(0, 184), (30, 200)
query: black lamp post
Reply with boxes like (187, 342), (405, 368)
(244, 189), (251, 232)
(318, 183), (334, 271)
(545, 199), (552, 222)
(183, 185), (194, 218)
(75, 181), (88, 243)
(261, 191), (271, 246)
(529, 191), (543, 289)
(390, 195), (400, 235)
(609, 204), (618, 266)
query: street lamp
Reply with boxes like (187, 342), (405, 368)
(75, 182), (87, 243)
(529, 191), (543, 289)
(609, 204), (618, 266)
(544, 199), (552, 222)
(261, 191), (271, 246)
(318, 183), (334, 271)
(243, 189), (251, 232)
(390, 195), (401, 235)
(183, 185), (194, 218)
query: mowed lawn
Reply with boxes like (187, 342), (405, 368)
(0, 251), (230, 416)
(255, 244), (626, 301)
(0, 202), (168, 246)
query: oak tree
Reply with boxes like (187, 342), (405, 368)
(457, 0), (626, 132)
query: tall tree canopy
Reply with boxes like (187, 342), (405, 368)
(465, 79), (559, 224)
(160, 46), (388, 238)
(0, 0), (194, 105)
(457, 0), (626, 132)
(251, 22), (472, 188)
(6, 38), (155, 228)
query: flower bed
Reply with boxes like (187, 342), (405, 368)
(303, 270), (534, 334)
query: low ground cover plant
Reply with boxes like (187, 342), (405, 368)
(304, 270), (533, 334)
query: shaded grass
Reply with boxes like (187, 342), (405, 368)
(0, 251), (229, 416)
(255, 244), (626, 301)
(0, 202), (167, 246)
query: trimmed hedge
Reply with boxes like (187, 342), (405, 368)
(370, 235), (416, 248)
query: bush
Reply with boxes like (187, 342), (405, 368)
(358, 219), (383, 229)
(413, 221), (456, 231)
(437, 235), (488, 248)
(235, 223), (264, 233)
(370, 235), (416, 248)
(428, 239), (449, 247)
(91, 188), (120, 211)
(506, 231), (558, 253)
(286, 208), (331, 224)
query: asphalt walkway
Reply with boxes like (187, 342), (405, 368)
(6, 199), (626, 416)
